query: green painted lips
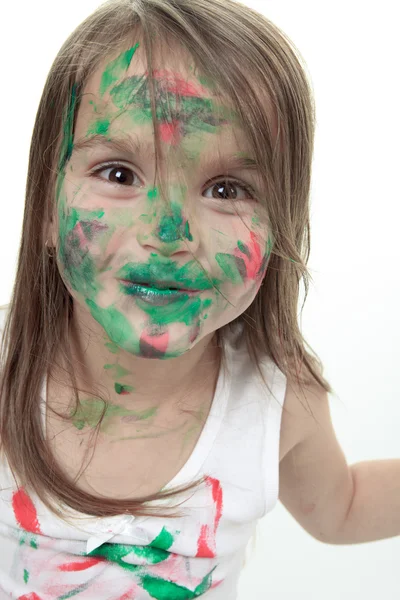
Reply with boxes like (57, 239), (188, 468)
(120, 281), (199, 307)
(116, 258), (220, 292)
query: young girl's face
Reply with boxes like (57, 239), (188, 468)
(53, 44), (272, 359)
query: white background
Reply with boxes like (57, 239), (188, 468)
(0, 0), (399, 598)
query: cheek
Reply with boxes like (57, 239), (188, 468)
(213, 228), (271, 287)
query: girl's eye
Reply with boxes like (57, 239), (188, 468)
(91, 164), (141, 187)
(90, 163), (256, 201)
(204, 179), (256, 201)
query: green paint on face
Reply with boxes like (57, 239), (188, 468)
(139, 213), (153, 224)
(87, 116), (111, 136)
(184, 220), (193, 242)
(147, 187), (158, 201)
(135, 295), (212, 327)
(237, 240), (251, 259)
(157, 202), (192, 243)
(99, 44), (140, 97)
(23, 569), (29, 584)
(215, 253), (243, 284)
(108, 75), (236, 136)
(86, 299), (140, 354)
(118, 254), (219, 291)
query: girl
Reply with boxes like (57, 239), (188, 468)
(0, 0), (356, 597)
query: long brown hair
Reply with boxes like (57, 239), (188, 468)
(0, 0), (332, 523)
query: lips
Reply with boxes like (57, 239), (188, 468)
(119, 280), (200, 306)
(120, 279), (198, 292)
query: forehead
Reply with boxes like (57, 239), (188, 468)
(74, 42), (250, 156)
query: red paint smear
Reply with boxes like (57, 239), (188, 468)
(196, 476), (223, 558)
(17, 594), (43, 600)
(234, 231), (263, 280)
(12, 489), (42, 534)
(117, 589), (139, 600)
(73, 221), (88, 249)
(158, 120), (182, 146)
(148, 69), (209, 97)
(58, 557), (105, 572)
(140, 329), (170, 353)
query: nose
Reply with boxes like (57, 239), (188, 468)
(137, 201), (198, 257)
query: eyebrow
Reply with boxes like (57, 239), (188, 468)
(71, 134), (260, 172)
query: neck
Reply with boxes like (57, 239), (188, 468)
(63, 302), (221, 410)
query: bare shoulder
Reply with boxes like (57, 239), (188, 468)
(279, 370), (329, 462)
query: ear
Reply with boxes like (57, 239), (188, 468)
(45, 215), (58, 249)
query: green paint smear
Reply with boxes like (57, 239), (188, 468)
(105, 340), (120, 354)
(114, 382), (134, 394)
(147, 187), (158, 200)
(23, 569), (29, 583)
(88, 540), (169, 566)
(104, 363), (131, 378)
(86, 116), (111, 136)
(150, 526), (175, 550)
(109, 75), (235, 135)
(99, 44), (139, 97)
(136, 295), (212, 327)
(215, 253), (243, 284)
(117, 254), (220, 291)
(70, 397), (157, 432)
(157, 202), (193, 243)
(58, 581), (91, 599)
(140, 568), (216, 599)
(86, 299), (140, 354)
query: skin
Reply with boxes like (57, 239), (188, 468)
(49, 40), (273, 438)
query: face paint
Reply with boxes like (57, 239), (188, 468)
(54, 45), (272, 362)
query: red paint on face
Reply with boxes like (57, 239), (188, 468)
(196, 476), (223, 558)
(150, 69), (209, 97)
(234, 231), (263, 280)
(17, 594), (43, 600)
(140, 329), (170, 354)
(159, 120), (182, 146)
(12, 489), (42, 534)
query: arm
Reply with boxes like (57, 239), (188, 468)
(279, 380), (400, 544)
(279, 381), (354, 544)
(332, 459), (400, 544)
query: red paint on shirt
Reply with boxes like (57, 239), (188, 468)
(12, 489), (42, 534)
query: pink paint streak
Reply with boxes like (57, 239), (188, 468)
(12, 489), (42, 534)
(148, 69), (209, 97)
(234, 231), (263, 280)
(159, 120), (182, 146)
(140, 329), (170, 354)
(196, 476), (223, 558)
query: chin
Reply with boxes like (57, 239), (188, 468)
(134, 320), (205, 360)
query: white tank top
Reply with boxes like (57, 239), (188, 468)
(0, 307), (286, 599)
